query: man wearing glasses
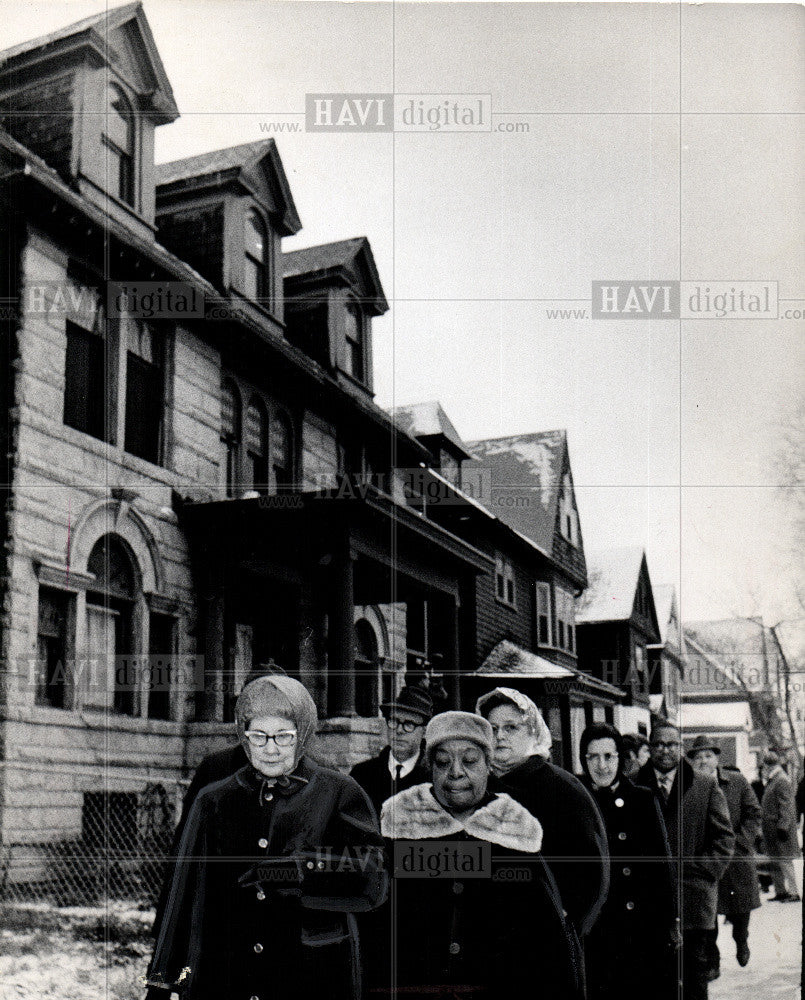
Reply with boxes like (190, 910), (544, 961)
(350, 685), (433, 815)
(637, 722), (735, 1000)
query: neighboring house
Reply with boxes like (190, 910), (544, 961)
(683, 618), (793, 774)
(679, 630), (755, 774)
(647, 584), (684, 722)
(0, 5), (495, 876)
(393, 423), (624, 771)
(575, 547), (661, 737)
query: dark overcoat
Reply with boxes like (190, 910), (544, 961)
(371, 783), (583, 1000)
(761, 769), (800, 860)
(488, 753), (609, 936)
(349, 744), (429, 816)
(145, 757), (387, 1000)
(580, 775), (677, 1000)
(716, 767), (761, 915)
(637, 758), (735, 930)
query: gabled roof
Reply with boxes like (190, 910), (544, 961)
(464, 430), (569, 554)
(390, 401), (472, 459)
(157, 139), (301, 235)
(650, 583), (678, 647)
(684, 617), (767, 658)
(0, 2), (178, 123)
(283, 236), (388, 315)
(575, 546), (645, 624)
(681, 631), (749, 697)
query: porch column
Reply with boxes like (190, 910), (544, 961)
(203, 586), (226, 721)
(328, 548), (356, 717)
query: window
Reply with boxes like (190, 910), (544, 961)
(86, 535), (137, 715)
(354, 619), (380, 718)
(103, 84), (135, 206)
(556, 586), (576, 653)
(63, 279), (106, 440)
(440, 451), (460, 488)
(536, 582), (553, 647)
(148, 612), (175, 721)
(494, 554), (516, 608)
(344, 303), (364, 381)
(124, 318), (163, 464)
(245, 397), (269, 492)
(272, 410), (293, 489)
(221, 379), (241, 497)
(559, 474), (578, 545)
(37, 587), (71, 708)
(244, 209), (268, 302)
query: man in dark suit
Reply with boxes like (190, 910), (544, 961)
(350, 685), (433, 815)
(637, 722), (735, 1000)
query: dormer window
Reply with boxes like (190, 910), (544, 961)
(344, 302), (365, 381)
(244, 209), (268, 302)
(103, 84), (135, 206)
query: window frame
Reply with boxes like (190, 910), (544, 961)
(220, 378), (242, 498)
(494, 553), (517, 610)
(245, 395), (269, 493)
(536, 581), (553, 648)
(102, 82), (136, 207)
(343, 299), (366, 383)
(243, 207), (271, 308)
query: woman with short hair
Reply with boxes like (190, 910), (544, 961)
(579, 722), (678, 1000)
(375, 710), (583, 999)
(144, 675), (386, 1000)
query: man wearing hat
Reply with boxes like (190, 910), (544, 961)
(760, 749), (801, 902)
(688, 735), (760, 976)
(350, 684), (433, 815)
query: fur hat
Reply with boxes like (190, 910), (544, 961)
(424, 711), (494, 761)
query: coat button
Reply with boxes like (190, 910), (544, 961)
(306, 861), (315, 870)
(250, 996), (260, 1000)
(449, 942), (461, 955)
(626, 901), (635, 910)
(453, 881), (464, 895)
(618, 832), (627, 841)
(256, 890), (266, 901)
(317, 861), (326, 870)
(615, 798), (624, 808)
(623, 867), (631, 876)
(258, 838), (268, 849)
(265, 793), (273, 802)
(254, 943), (264, 953)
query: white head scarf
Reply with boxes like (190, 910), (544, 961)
(475, 687), (553, 768)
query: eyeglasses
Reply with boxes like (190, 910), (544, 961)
(651, 741), (680, 751)
(386, 717), (422, 734)
(491, 723), (525, 737)
(244, 730), (297, 748)
(586, 752), (618, 765)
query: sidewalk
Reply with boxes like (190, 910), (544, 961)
(712, 860), (803, 1000)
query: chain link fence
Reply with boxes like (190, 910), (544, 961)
(0, 779), (184, 908)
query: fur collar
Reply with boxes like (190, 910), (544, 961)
(381, 783), (542, 853)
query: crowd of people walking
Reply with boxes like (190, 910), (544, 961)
(144, 674), (802, 1000)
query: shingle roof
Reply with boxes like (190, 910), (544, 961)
(156, 140), (273, 186)
(390, 401), (470, 458)
(0, 2), (141, 64)
(475, 640), (575, 678)
(464, 431), (567, 553)
(575, 546), (645, 623)
(283, 237), (367, 279)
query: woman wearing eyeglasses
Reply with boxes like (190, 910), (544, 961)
(578, 723), (677, 1000)
(144, 675), (387, 1000)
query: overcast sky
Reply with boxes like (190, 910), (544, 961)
(5, 1), (804, 626)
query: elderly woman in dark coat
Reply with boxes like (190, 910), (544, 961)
(475, 687), (609, 939)
(374, 711), (583, 1000)
(579, 723), (678, 1000)
(144, 676), (386, 1000)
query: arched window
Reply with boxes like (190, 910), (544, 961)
(245, 396), (268, 493)
(271, 410), (293, 490)
(244, 209), (267, 301)
(86, 535), (137, 715)
(221, 379), (241, 497)
(354, 619), (380, 718)
(103, 83), (135, 205)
